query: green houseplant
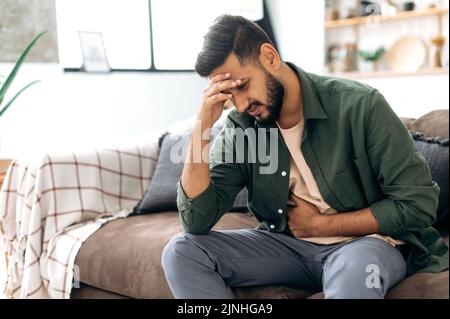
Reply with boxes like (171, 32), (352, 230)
(358, 46), (385, 72)
(0, 31), (46, 118)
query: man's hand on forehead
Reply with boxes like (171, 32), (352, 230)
(209, 73), (244, 83)
(206, 73), (241, 96)
(196, 72), (239, 126)
(209, 72), (230, 82)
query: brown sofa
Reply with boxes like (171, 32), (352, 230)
(71, 110), (449, 299)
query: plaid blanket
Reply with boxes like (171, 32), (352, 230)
(0, 133), (160, 298)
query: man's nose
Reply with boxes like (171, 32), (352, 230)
(233, 96), (248, 113)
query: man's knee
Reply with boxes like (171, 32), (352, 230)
(322, 238), (407, 299)
(161, 232), (199, 270)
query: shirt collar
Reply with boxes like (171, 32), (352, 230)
(286, 62), (328, 122)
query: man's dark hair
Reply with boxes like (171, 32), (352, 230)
(195, 14), (275, 77)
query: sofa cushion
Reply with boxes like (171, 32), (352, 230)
(406, 110), (449, 139)
(411, 132), (449, 231)
(400, 117), (416, 129)
(75, 212), (268, 298)
(71, 283), (131, 299)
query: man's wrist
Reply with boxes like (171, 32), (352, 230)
(195, 117), (215, 132)
(310, 208), (380, 237)
(311, 214), (330, 237)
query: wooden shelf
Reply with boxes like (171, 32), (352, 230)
(325, 7), (449, 29)
(328, 67), (449, 79)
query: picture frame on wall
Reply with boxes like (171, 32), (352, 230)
(78, 31), (111, 72)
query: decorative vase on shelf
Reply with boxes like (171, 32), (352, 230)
(325, 0), (340, 20)
(431, 36), (445, 68)
(372, 59), (382, 71)
(359, 59), (375, 73)
(326, 7), (340, 21)
(402, 1), (416, 11)
(358, 47), (385, 73)
(343, 43), (358, 72)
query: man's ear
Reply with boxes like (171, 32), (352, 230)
(259, 43), (281, 71)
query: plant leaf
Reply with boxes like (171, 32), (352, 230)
(0, 80), (40, 117)
(0, 31), (46, 105)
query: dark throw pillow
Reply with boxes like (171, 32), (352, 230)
(411, 132), (449, 232)
(132, 125), (248, 215)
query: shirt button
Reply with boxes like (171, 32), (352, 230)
(270, 224), (275, 230)
(277, 209), (283, 214)
(281, 171), (287, 176)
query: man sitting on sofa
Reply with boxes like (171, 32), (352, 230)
(161, 14), (449, 299)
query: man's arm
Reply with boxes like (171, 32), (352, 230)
(180, 120), (215, 199)
(178, 118), (246, 235)
(363, 89), (439, 235)
(317, 208), (379, 236)
(288, 195), (379, 238)
(181, 73), (237, 198)
(178, 74), (246, 235)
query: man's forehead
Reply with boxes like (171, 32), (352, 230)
(208, 54), (252, 80)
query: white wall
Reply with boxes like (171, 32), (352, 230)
(0, 63), (206, 158)
(267, 0), (325, 73)
(356, 74), (449, 118)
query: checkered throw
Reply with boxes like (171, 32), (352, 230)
(0, 133), (160, 298)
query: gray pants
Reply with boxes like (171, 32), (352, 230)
(161, 229), (407, 299)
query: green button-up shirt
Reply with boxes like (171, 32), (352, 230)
(177, 63), (449, 275)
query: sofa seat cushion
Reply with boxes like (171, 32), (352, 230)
(71, 283), (131, 299)
(75, 212), (189, 298)
(74, 213), (449, 299)
(405, 110), (449, 139)
(75, 212), (312, 298)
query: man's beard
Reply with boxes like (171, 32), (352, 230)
(256, 70), (284, 125)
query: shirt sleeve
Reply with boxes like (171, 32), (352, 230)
(366, 89), (439, 235)
(176, 117), (247, 234)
